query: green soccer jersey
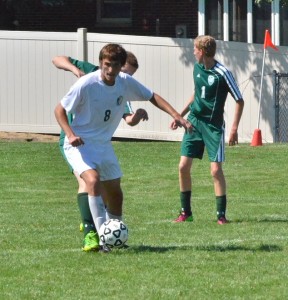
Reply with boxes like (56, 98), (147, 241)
(69, 57), (98, 74)
(188, 61), (243, 128)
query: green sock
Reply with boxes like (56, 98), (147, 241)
(77, 192), (95, 235)
(216, 195), (227, 220)
(180, 191), (192, 215)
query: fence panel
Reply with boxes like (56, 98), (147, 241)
(274, 71), (288, 142)
(1, 29), (288, 143)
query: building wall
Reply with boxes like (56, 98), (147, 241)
(0, 0), (198, 38)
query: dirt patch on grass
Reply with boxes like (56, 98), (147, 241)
(0, 131), (59, 142)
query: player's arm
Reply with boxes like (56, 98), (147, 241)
(228, 99), (244, 146)
(181, 93), (195, 117)
(123, 108), (149, 126)
(170, 93), (194, 130)
(149, 93), (192, 132)
(54, 103), (84, 147)
(52, 56), (85, 78)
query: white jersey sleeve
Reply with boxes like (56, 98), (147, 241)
(118, 72), (153, 102)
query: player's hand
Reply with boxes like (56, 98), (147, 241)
(72, 66), (85, 78)
(170, 120), (179, 130)
(228, 130), (238, 146)
(135, 108), (148, 121)
(173, 117), (192, 133)
(69, 135), (85, 147)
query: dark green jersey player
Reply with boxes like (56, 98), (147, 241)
(53, 53), (149, 252)
(171, 35), (244, 225)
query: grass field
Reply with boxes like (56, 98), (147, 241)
(0, 140), (287, 299)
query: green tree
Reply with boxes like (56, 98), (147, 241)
(255, 0), (288, 6)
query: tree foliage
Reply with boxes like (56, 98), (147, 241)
(254, 0), (288, 5)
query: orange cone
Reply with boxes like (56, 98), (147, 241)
(251, 129), (263, 146)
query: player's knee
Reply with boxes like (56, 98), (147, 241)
(179, 162), (190, 175)
(84, 176), (100, 190)
(210, 166), (223, 179)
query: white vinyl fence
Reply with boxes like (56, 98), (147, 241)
(1, 28), (288, 143)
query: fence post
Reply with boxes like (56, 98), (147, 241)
(273, 70), (278, 143)
(77, 28), (88, 61)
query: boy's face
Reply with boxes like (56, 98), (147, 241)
(100, 58), (122, 85)
(193, 45), (204, 63)
(121, 63), (137, 76)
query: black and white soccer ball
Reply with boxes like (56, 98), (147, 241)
(99, 219), (128, 248)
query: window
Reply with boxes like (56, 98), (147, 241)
(97, 0), (131, 24)
(253, 0), (271, 44)
(205, 0), (224, 40)
(280, 0), (288, 45)
(229, 0), (247, 42)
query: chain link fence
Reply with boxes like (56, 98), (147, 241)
(273, 71), (288, 143)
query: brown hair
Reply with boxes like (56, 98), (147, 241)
(99, 43), (127, 67)
(126, 51), (139, 69)
(194, 35), (216, 57)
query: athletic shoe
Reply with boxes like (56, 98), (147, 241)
(79, 222), (84, 232)
(82, 231), (99, 252)
(217, 217), (228, 225)
(98, 244), (111, 253)
(173, 212), (193, 223)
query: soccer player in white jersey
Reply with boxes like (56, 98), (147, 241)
(53, 52), (148, 252)
(171, 35), (244, 225)
(54, 43), (192, 252)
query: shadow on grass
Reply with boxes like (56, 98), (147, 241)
(194, 244), (283, 252)
(116, 243), (282, 254)
(257, 217), (288, 223)
(232, 216), (288, 224)
(128, 245), (177, 253)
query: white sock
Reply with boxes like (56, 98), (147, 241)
(106, 210), (122, 221)
(88, 195), (106, 233)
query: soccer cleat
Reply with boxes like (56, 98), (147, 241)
(173, 212), (193, 223)
(82, 231), (99, 252)
(79, 222), (84, 232)
(217, 217), (228, 225)
(98, 244), (111, 253)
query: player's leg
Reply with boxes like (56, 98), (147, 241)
(65, 144), (105, 252)
(80, 168), (108, 251)
(59, 131), (92, 233)
(98, 143), (123, 220)
(74, 171), (96, 234)
(97, 146), (126, 252)
(174, 128), (204, 223)
(81, 169), (106, 232)
(174, 155), (193, 222)
(205, 123), (228, 224)
(210, 162), (227, 224)
(101, 178), (123, 220)
(75, 171), (87, 193)
(100, 179), (129, 249)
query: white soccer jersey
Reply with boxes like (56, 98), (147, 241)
(61, 70), (153, 143)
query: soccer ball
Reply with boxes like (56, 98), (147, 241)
(99, 219), (128, 248)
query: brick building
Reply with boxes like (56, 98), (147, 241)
(1, 1), (287, 45)
(0, 0), (198, 38)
